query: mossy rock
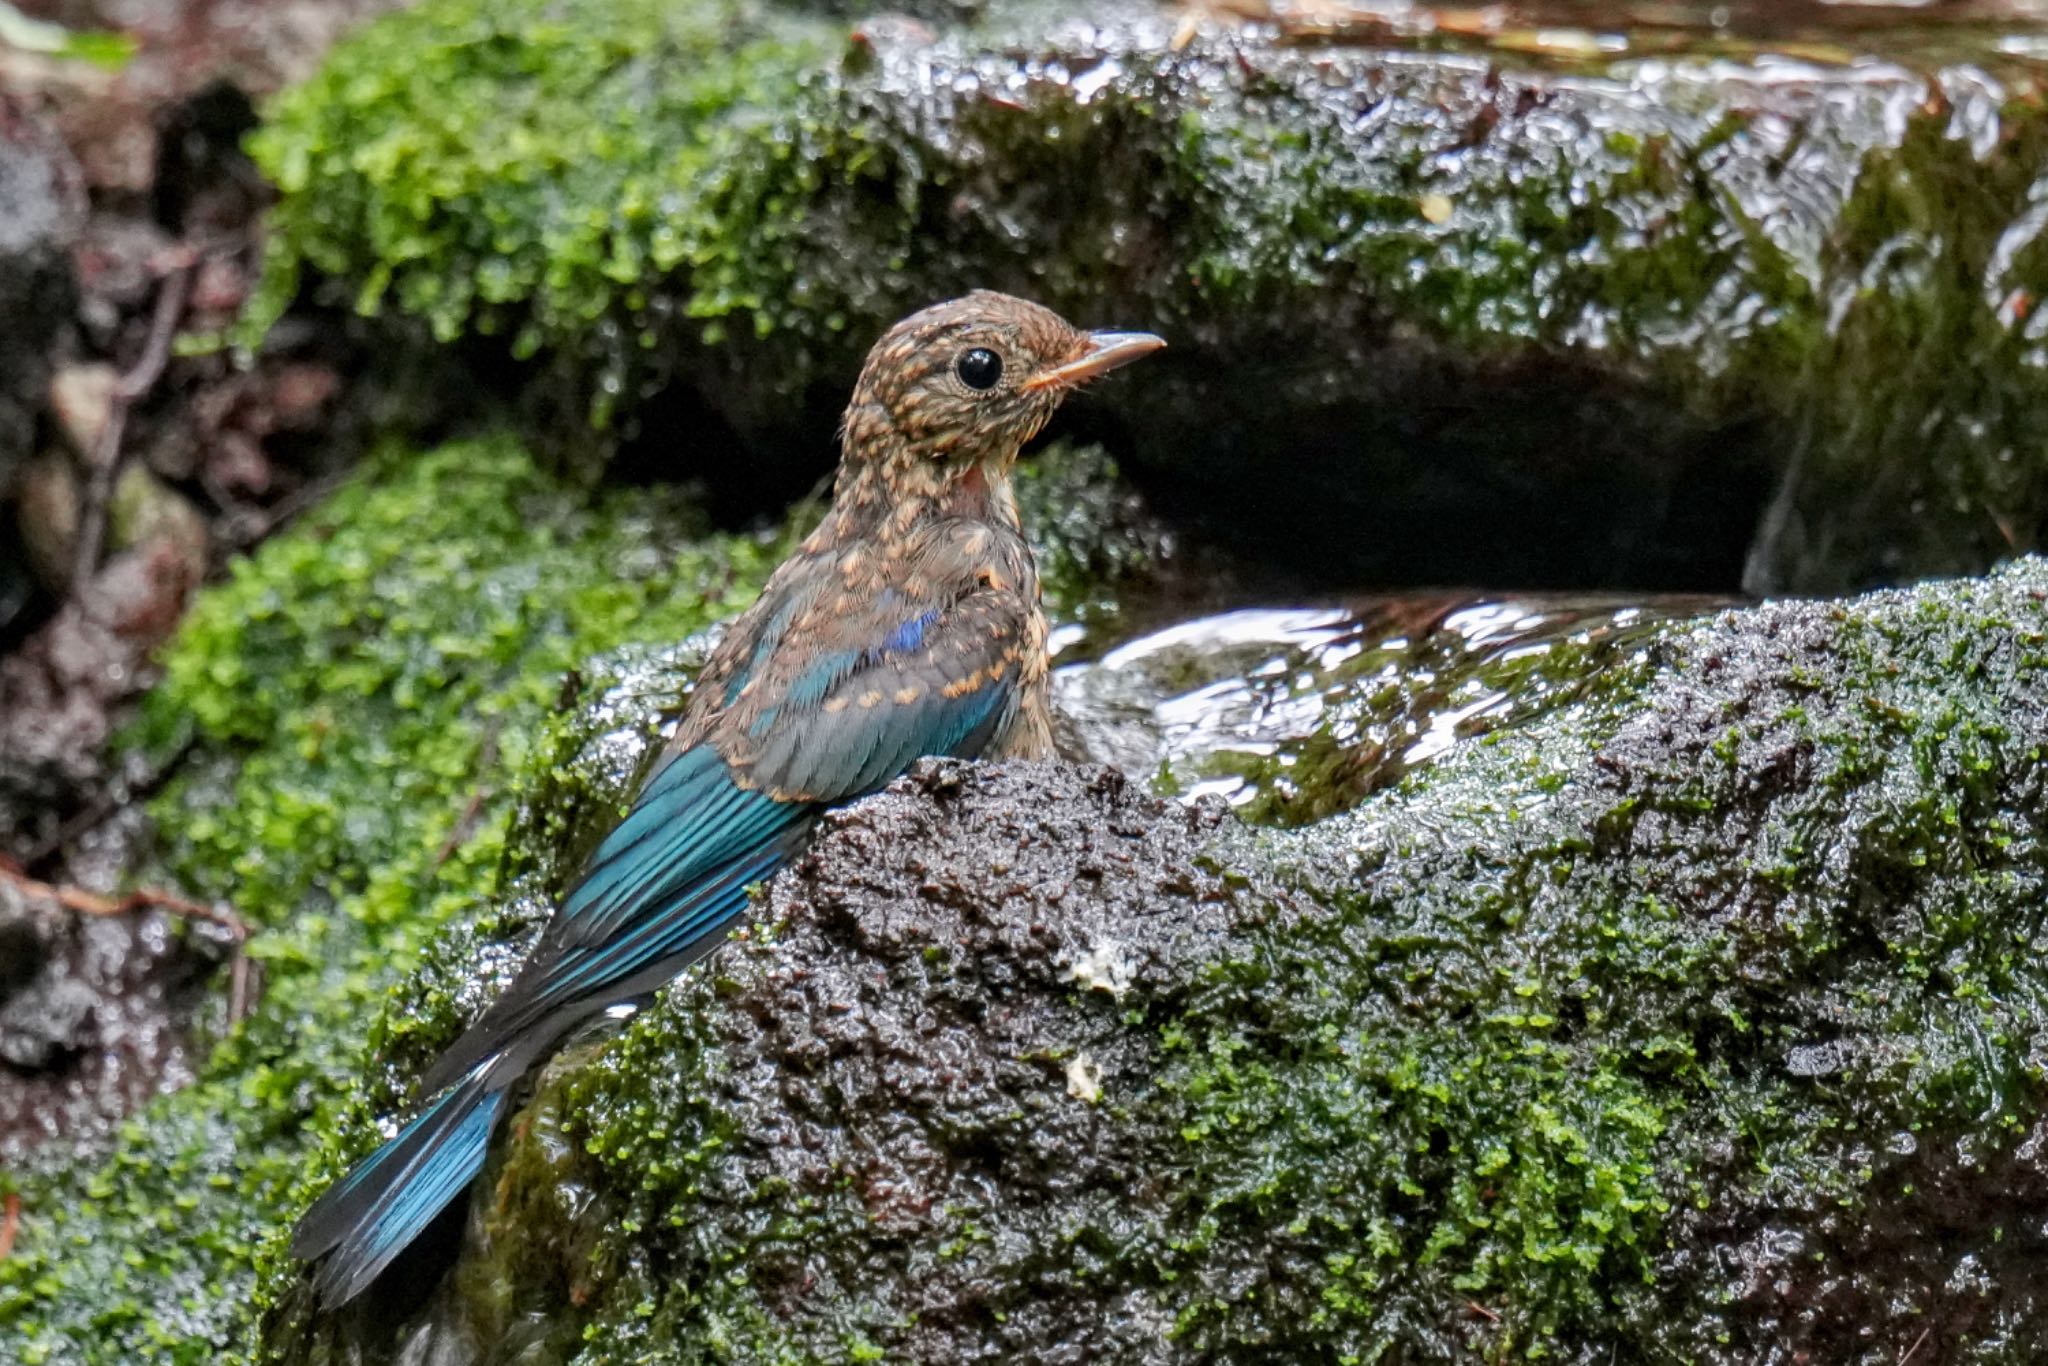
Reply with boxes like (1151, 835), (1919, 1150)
(0, 430), (1189, 1365)
(249, 0), (2048, 593)
(0, 437), (790, 1365)
(258, 559), (2048, 1363)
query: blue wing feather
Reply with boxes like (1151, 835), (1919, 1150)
(418, 746), (812, 1092)
(750, 596), (1022, 803)
(881, 609), (941, 655)
(727, 594), (804, 706)
(542, 837), (794, 1000)
(786, 649), (862, 709)
(299, 579), (1027, 1308)
(560, 749), (808, 941)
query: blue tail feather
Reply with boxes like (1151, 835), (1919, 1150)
(293, 547), (1024, 1309)
(293, 1065), (506, 1309)
(296, 793), (811, 1309)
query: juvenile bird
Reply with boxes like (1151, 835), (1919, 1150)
(291, 292), (1164, 1307)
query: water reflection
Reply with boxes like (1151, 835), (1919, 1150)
(1205, 0), (2048, 66)
(1053, 593), (1723, 823)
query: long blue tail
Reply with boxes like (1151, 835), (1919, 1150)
(291, 1063), (506, 1308)
(291, 750), (815, 1308)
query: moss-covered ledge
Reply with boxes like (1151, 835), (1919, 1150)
(259, 559), (2048, 1364)
(248, 0), (2048, 592)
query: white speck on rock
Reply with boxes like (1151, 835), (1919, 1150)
(1065, 938), (1136, 998)
(1066, 1055), (1102, 1104)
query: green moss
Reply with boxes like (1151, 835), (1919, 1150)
(249, 0), (1744, 374)
(1219, 561), (2048, 1356)
(1759, 103), (2048, 590)
(244, 0), (2048, 590)
(254, 0), (1711, 416)
(269, 561), (2048, 1362)
(0, 437), (781, 1365)
(242, 0), (846, 438)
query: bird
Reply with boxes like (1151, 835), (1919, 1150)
(290, 291), (1165, 1308)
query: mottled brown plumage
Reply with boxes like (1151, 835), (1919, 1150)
(684, 291), (1162, 795)
(292, 291), (1162, 1308)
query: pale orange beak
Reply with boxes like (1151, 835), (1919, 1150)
(1023, 330), (1167, 391)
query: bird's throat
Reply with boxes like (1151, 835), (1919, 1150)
(950, 460), (992, 509)
(830, 450), (1020, 541)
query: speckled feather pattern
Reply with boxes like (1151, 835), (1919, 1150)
(290, 291), (1154, 1307)
(687, 492), (1052, 798)
(681, 291), (1083, 791)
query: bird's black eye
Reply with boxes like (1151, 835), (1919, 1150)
(955, 347), (1003, 391)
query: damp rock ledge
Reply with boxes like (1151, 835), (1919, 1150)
(264, 558), (2048, 1365)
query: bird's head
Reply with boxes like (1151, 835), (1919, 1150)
(839, 291), (1164, 489)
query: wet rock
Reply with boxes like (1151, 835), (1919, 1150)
(0, 876), (232, 1164)
(251, 0), (2048, 592)
(47, 363), (120, 462)
(13, 440), (207, 589)
(0, 96), (82, 497)
(0, 535), (205, 857)
(257, 557), (2048, 1364)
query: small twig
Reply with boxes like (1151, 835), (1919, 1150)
(434, 788), (492, 870)
(0, 1191), (18, 1262)
(1900, 1325), (1932, 1365)
(227, 951), (251, 1026)
(1466, 1301), (1501, 1324)
(433, 719), (504, 868)
(117, 259), (194, 405)
(0, 858), (254, 1023)
(0, 857), (240, 936)
(70, 259), (195, 587)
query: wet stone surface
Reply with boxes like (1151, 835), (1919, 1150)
(255, 559), (2048, 1365)
(0, 875), (235, 1164)
(1054, 592), (1721, 823)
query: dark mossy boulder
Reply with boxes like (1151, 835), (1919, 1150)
(249, 0), (2048, 593)
(258, 558), (2048, 1364)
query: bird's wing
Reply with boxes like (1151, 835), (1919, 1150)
(419, 539), (1033, 1090)
(414, 578), (824, 1091)
(723, 556), (1040, 804)
(418, 742), (812, 1090)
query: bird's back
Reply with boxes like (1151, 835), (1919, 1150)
(696, 503), (1051, 787)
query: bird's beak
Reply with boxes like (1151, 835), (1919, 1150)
(1024, 330), (1167, 391)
